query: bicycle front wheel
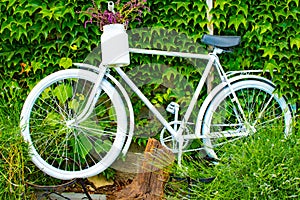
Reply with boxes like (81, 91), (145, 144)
(202, 80), (293, 159)
(20, 69), (127, 180)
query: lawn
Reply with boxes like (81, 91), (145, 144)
(0, 99), (299, 199)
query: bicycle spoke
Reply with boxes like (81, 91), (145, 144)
(21, 69), (127, 179)
(202, 80), (292, 160)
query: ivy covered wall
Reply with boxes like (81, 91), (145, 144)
(0, 0), (299, 106)
(210, 1), (299, 104)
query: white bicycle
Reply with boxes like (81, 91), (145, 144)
(20, 30), (294, 180)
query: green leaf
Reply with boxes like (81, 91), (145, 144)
(59, 57), (72, 69)
(236, 2), (249, 17)
(94, 140), (112, 154)
(260, 22), (273, 34)
(290, 35), (300, 50)
(53, 84), (72, 104)
(78, 134), (93, 159)
(42, 42), (57, 54)
(7, 0), (17, 9)
(177, 2), (190, 12)
(31, 61), (43, 74)
(261, 47), (277, 59)
(273, 6), (287, 21)
(68, 99), (80, 111)
(0, 16), (14, 33)
(16, 17), (33, 29)
(39, 8), (53, 19)
(193, 1), (206, 12)
(15, 47), (30, 59)
(24, 0), (46, 15)
(228, 14), (247, 31)
(12, 26), (28, 41)
(44, 111), (61, 127)
(264, 60), (279, 77)
(215, 0), (230, 11)
(286, 7), (299, 20)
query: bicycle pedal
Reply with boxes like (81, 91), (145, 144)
(166, 102), (179, 114)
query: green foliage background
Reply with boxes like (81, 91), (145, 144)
(0, 0), (299, 104)
(0, 0), (299, 198)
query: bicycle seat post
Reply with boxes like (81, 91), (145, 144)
(212, 47), (224, 55)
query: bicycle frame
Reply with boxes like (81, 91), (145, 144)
(118, 48), (215, 141)
(73, 47), (249, 147)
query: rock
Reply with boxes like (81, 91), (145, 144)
(88, 175), (114, 188)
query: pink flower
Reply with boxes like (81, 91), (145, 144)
(79, 0), (150, 30)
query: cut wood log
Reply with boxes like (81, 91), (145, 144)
(114, 138), (175, 200)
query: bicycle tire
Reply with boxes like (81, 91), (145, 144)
(20, 69), (127, 180)
(202, 80), (293, 159)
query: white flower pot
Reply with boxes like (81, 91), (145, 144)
(101, 24), (130, 67)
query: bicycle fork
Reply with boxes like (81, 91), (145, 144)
(66, 64), (108, 127)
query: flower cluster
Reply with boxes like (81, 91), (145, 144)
(81, 0), (149, 30)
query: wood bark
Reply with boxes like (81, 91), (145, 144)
(114, 138), (175, 200)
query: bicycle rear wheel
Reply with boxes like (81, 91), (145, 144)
(202, 80), (293, 159)
(20, 69), (127, 180)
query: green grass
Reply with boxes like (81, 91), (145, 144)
(0, 101), (34, 199)
(0, 97), (299, 199)
(165, 124), (300, 199)
(0, 100), (67, 199)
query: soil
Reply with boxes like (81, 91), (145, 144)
(63, 171), (136, 200)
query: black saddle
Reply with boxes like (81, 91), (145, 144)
(201, 34), (241, 48)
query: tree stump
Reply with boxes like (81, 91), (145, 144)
(114, 138), (175, 200)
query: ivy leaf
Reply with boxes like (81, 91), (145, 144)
(264, 60), (279, 77)
(286, 7), (299, 20)
(42, 42), (57, 54)
(7, 0), (17, 9)
(261, 46), (277, 59)
(193, 1), (206, 12)
(277, 21), (293, 32)
(215, 0), (230, 11)
(39, 8), (53, 19)
(25, 0), (46, 15)
(290, 35), (300, 50)
(59, 57), (72, 69)
(260, 22), (273, 34)
(17, 17), (33, 29)
(0, 16), (14, 33)
(236, 2), (249, 17)
(177, 2), (190, 12)
(289, 0), (299, 7)
(14, 6), (31, 16)
(14, 26), (28, 41)
(72, 36), (89, 47)
(260, 2), (276, 10)
(228, 14), (247, 31)
(31, 61), (43, 74)
(15, 47), (30, 59)
(273, 6), (287, 21)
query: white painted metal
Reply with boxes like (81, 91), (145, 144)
(206, 0), (214, 35)
(20, 69), (127, 180)
(129, 48), (211, 60)
(73, 63), (135, 156)
(201, 79), (293, 159)
(23, 43), (294, 179)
